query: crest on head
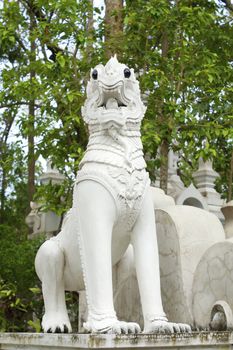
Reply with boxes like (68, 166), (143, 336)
(89, 55), (136, 83)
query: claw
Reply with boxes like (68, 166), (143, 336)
(121, 322), (128, 334)
(113, 324), (122, 335)
(134, 323), (141, 333)
(63, 325), (69, 333)
(42, 313), (72, 333)
(85, 320), (141, 334)
(55, 327), (61, 333)
(144, 320), (191, 334)
(172, 323), (180, 333)
(183, 323), (192, 333)
(166, 323), (174, 334)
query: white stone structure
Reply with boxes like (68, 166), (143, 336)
(26, 201), (61, 239)
(39, 159), (66, 185)
(112, 203), (227, 330)
(176, 184), (209, 210)
(192, 158), (224, 220)
(156, 206), (225, 326)
(167, 149), (185, 199)
(35, 57), (190, 335)
(193, 238), (233, 329)
(153, 149), (225, 223)
(221, 201), (233, 238)
(156, 152), (225, 221)
(26, 160), (65, 239)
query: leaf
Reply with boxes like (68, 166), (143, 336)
(56, 54), (66, 68)
(29, 287), (41, 295)
(67, 93), (74, 102)
(208, 74), (214, 83)
(27, 319), (41, 333)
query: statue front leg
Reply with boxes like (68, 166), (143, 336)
(75, 180), (140, 334)
(131, 189), (191, 334)
(35, 240), (72, 333)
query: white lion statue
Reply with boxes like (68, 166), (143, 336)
(35, 56), (191, 335)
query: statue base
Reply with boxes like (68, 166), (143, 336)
(0, 332), (232, 349)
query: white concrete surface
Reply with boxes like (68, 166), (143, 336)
(0, 332), (233, 349)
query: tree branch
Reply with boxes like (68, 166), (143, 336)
(0, 102), (41, 109)
(19, 0), (66, 61)
(0, 112), (15, 148)
(15, 35), (28, 52)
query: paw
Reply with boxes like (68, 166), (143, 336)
(42, 313), (72, 333)
(144, 320), (191, 334)
(84, 318), (141, 334)
(106, 321), (141, 335)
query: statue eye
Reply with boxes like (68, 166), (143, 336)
(92, 69), (98, 80)
(124, 68), (131, 78)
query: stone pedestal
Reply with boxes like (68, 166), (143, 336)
(0, 332), (233, 350)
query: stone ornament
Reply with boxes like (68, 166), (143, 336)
(221, 200), (233, 238)
(35, 56), (191, 334)
(25, 201), (42, 233)
(210, 300), (233, 331)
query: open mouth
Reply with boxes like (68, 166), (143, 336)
(99, 98), (127, 108)
(96, 81), (130, 108)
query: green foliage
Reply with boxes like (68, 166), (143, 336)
(0, 280), (44, 332)
(0, 280), (27, 332)
(0, 0), (233, 331)
(0, 225), (44, 331)
(65, 291), (79, 332)
(1, 0), (230, 202)
(123, 0), (233, 195)
(0, 224), (44, 296)
(34, 180), (73, 216)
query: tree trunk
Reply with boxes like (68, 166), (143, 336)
(87, 0), (94, 38)
(104, 0), (123, 58)
(159, 31), (169, 193)
(85, 0), (93, 61)
(28, 103), (35, 205)
(0, 113), (15, 223)
(28, 9), (36, 206)
(0, 165), (6, 224)
(159, 139), (169, 193)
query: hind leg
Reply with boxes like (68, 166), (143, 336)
(35, 240), (72, 333)
(131, 188), (191, 334)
